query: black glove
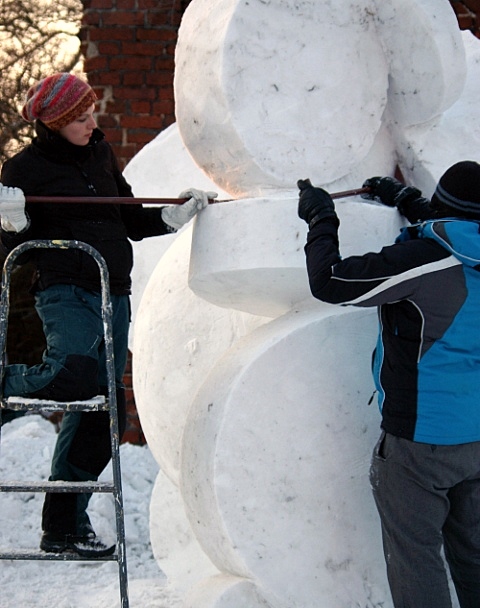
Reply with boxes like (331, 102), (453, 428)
(297, 179), (337, 227)
(361, 176), (421, 208)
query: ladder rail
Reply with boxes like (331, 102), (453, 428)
(0, 239), (129, 608)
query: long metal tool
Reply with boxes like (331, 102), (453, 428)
(25, 187), (370, 206)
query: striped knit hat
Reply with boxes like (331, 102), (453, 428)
(21, 73), (97, 131)
(431, 161), (480, 217)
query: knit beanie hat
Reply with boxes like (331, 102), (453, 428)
(21, 73), (97, 131)
(431, 161), (480, 217)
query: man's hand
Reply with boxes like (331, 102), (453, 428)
(0, 183), (28, 232)
(297, 179), (337, 228)
(361, 176), (421, 208)
(162, 188), (218, 231)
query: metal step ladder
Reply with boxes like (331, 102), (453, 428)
(0, 239), (129, 608)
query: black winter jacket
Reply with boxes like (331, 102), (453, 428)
(0, 122), (171, 294)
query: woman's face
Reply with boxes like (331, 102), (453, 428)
(58, 104), (97, 146)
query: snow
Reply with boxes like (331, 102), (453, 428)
(1, 1), (479, 606)
(0, 414), (181, 607)
(128, 1), (477, 605)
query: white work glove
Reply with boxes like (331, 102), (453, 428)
(161, 188), (217, 231)
(0, 183), (28, 232)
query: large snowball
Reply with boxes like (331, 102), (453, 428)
(175, 0), (388, 197)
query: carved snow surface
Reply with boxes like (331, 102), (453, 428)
(127, 0), (479, 606)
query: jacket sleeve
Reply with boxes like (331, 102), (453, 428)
(397, 194), (435, 223)
(305, 219), (451, 307)
(120, 204), (172, 241)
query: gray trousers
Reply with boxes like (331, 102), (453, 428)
(370, 432), (480, 608)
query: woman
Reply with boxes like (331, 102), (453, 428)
(0, 72), (215, 556)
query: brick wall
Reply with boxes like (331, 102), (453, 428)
(450, 0), (480, 33)
(79, 0), (193, 170)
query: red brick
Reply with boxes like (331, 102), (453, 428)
(84, 55), (108, 71)
(121, 115), (163, 129)
(116, 0), (138, 7)
(89, 71), (122, 86)
(100, 127), (123, 143)
(138, 0), (164, 9)
(115, 87), (157, 100)
(98, 42), (121, 55)
(457, 13), (476, 28)
(96, 114), (118, 128)
(82, 11), (101, 26)
(152, 99), (175, 115)
(145, 71), (174, 85)
(152, 29), (178, 42)
(88, 28), (133, 41)
(150, 56), (175, 71)
(86, 0), (114, 7)
(104, 99), (127, 114)
(109, 56), (153, 70)
(130, 101), (153, 113)
(146, 11), (174, 27)
(156, 86), (175, 101)
(146, 64), (175, 79)
(464, 0), (480, 12)
(136, 29), (165, 41)
(102, 11), (145, 26)
(123, 72), (146, 86)
(121, 41), (167, 55)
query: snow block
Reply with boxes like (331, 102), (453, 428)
(149, 468), (219, 593)
(175, 0), (389, 197)
(133, 228), (268, 483)
(180, 307), (390, 607)
(188, 196), (405, 317)
(372, 0), (466, 126)
(184, 575), (274, 608)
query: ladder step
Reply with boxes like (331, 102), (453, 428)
(1, 395), (108, 412)
(0, 548), (118, 561)
(0, 480), (115, 493)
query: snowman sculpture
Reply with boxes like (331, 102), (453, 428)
(127, 0), (480, 606)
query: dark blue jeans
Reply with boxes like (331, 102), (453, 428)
(3, 284), (130, 535)
(4, 284), (129, 398)
(370, 431), (480, 608)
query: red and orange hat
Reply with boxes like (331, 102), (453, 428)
(21, 73), (97, 131)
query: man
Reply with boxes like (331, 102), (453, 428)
(297, 161), (480, 608)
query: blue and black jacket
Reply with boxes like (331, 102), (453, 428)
(305, 207), (480, 445)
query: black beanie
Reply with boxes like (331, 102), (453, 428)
(431, 161), (480, 217)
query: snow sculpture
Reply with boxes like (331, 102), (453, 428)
(128, 0), (480, 606)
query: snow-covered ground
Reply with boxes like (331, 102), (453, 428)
(0, 414), (180, 607)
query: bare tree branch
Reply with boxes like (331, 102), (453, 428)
(0, 0), (83, 163)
